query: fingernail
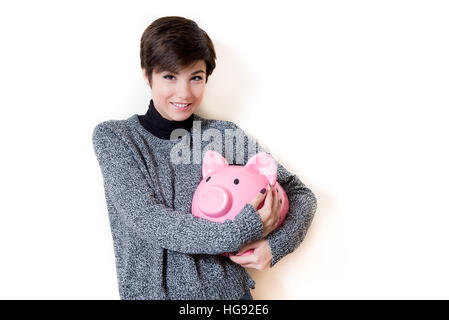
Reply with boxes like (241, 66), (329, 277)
(260, 188), (266, 194)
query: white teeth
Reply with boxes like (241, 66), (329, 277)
(172, 102), (190, 108)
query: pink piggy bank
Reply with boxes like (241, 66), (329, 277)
(192, 150), (289, 257)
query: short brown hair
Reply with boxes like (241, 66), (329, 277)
(140, 16), (217, 86)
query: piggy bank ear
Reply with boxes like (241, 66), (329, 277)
(202, 150), (229, 178)
(246, 152), (277, 186)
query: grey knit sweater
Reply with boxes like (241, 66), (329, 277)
(92, 112), (317, 300)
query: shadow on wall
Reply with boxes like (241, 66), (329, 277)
(196, 40), (255, 122)
(198, 44), (325, 299)
(246, 153), (325, 299)
(247, 181), (338, 300)
(248, 183), (324, 300)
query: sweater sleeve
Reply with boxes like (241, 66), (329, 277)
(265, 161), (317, 266)
(92, 123), (263, 255)
(229, 122), (317, 267)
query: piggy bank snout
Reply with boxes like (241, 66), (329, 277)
(198, 186), (232, 218)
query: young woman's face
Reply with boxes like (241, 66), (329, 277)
(142, 60), (207, 121)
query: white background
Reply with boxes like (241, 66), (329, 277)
(0, 0), (448, 299)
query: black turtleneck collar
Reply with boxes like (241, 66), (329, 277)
(138, 99), (194, 140)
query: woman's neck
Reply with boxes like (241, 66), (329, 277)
(137, 99), (194, 140)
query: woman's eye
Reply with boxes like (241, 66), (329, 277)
(163, 75), (203, 81)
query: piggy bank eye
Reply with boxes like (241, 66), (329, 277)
(234, 178), (239, 185)
(206, 176), (211, 182)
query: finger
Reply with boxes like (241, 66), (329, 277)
(229, 253), (255, 265)
(270, 195), (281, 231)
(278, 185), (284, 212)
(275, 188), (282, 217)
(275, 197), (281, 225)
(230, 261), (256, 269)
(239, 263), (257, 269)
(273, 184), (280, 209)
(236, 242), (256, 254)
(250, 187), (268, 208)
(264, 184), (273, 207)
(274, 214), (281, 228)
(269, 184), (275, 208)
(275, 187), (281, 211)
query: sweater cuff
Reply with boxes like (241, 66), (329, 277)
(233, 203), (264, 245)
(266, 232), (291, 267)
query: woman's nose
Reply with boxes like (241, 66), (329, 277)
(176, 81), (193, 98)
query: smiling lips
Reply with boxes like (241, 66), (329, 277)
(171, 102), (192, 109)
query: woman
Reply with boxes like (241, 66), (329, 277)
(92, 16), (317, 300)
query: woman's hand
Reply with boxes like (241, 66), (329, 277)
(250, 183), (281, 237)
(229, 239), (273, 270)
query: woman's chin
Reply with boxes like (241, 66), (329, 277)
(169, 106), (196, 121)
(169, 112), (193, 121)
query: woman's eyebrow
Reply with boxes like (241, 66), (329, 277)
(191, 70), (206, 75)
(170, 70), (205, 75)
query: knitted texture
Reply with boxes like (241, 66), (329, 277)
(92, 113), (317, 299)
